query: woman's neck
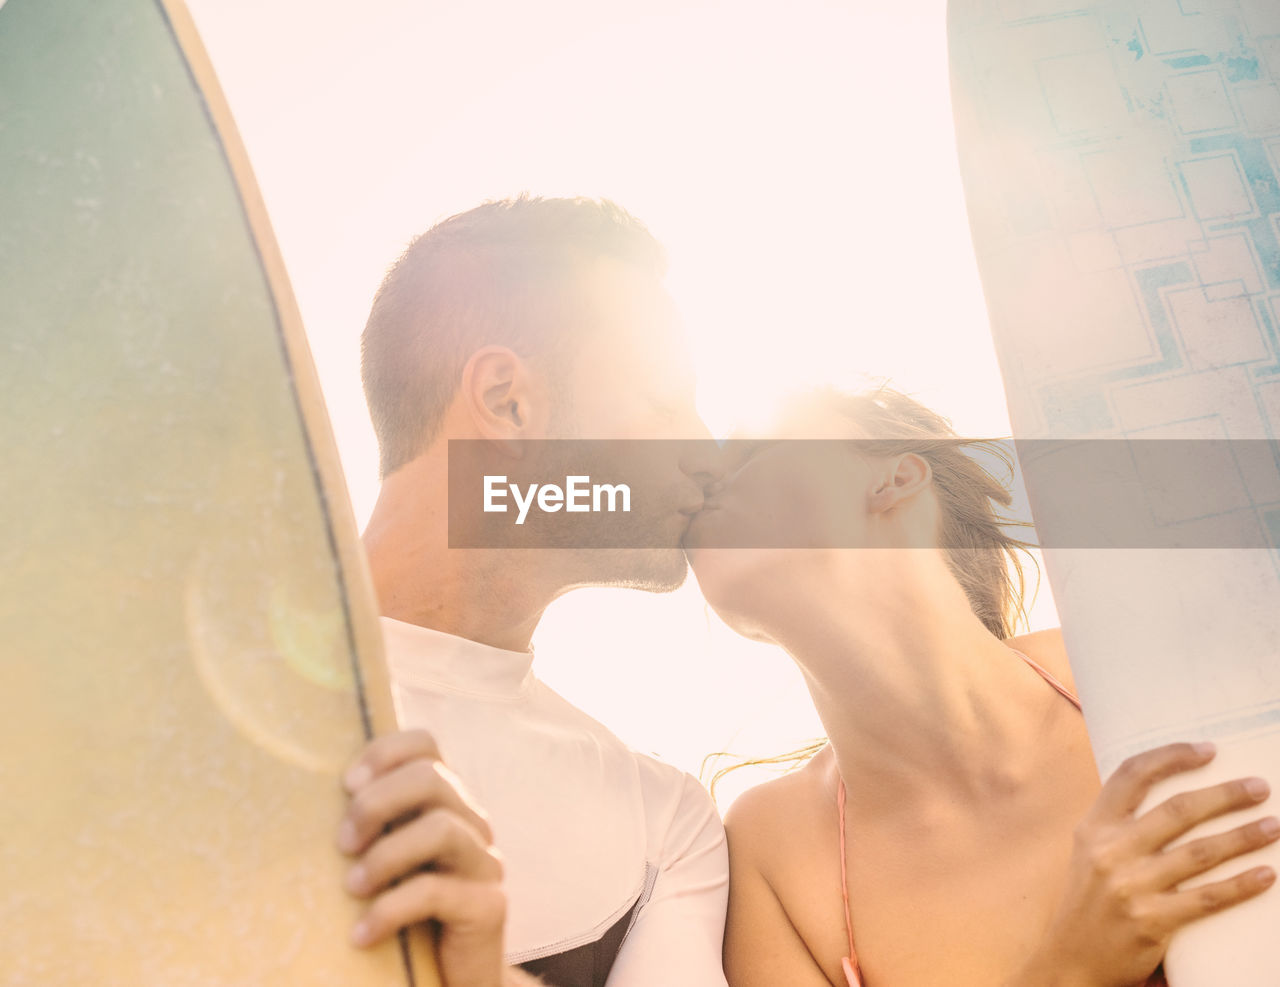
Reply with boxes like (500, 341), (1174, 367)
(766, 550), (1065, 815)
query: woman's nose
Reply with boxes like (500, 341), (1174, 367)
(678, 435), (729, 491)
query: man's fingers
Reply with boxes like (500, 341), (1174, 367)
(351, 872), (506, 949)
(1134, 777), (1272, 853)
(1092, 742), (1217, 820)
(346, 808), (503, 898)
(343, 729), (441, 794)
(1160, 864), (1277, 929)
(339, 757), (494, 856)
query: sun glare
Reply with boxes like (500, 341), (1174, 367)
(185, 0), (1060, 806)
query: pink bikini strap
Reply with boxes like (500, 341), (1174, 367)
(838, 778), (859, 980)
(1008, 648), (1082, 711)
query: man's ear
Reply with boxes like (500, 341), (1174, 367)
(459, 346), (546, 451)
(867, 453), (932, 515)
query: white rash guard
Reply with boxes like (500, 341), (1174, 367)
(380, 616), (730, 987)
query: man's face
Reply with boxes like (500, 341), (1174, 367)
(538, 256), (716, 590)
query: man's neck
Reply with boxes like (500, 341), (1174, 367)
(363, 454), (549, 653)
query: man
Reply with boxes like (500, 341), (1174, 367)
(337, 196), (729, 986)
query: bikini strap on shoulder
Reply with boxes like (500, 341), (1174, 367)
(837, 779), (858, 971)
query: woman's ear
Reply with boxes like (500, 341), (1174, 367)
(867, 453), (932, 515)
(459, 346), (544, 451)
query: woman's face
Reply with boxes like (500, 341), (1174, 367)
(683, 399), (938, 640)
(684, 410), (872, 552)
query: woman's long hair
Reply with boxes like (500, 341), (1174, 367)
(706, 384), (1039, 798)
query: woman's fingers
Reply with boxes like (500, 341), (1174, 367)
(347, 807), (504, 898)
(351, 871), (507, 948)
(1091, 742), (1218, 820)
(1158, 863), (1278, 930)
(1035, 740), (1277, 987)
(1148, 814), (1280, 886)
(339, 753), (493, 856)
(1133, 776), (1272, 855)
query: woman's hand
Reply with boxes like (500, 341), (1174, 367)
(1015, 741), (1278, 987)
(338, 729), (510, 987)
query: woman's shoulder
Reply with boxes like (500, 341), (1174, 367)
(721, 749), (848, 986)
(724, 747), (837, 868)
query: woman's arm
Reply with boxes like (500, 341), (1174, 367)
(723, 789), (836, 987)
(1005, 742), (1277, 987)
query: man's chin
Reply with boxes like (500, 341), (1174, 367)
(584, 547), (689, 592)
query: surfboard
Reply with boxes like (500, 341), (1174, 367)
(0, 0), (439, 983)
(949, 1), (1280, 982)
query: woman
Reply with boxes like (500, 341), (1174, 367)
(685, 387), (1278, 987)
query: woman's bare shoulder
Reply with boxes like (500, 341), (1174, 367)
(721, 750), (844, 987)
(724, 747), (837, 864)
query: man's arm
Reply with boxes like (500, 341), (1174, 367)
(602, 772), (730, 987)
(339, 729), (543, 987)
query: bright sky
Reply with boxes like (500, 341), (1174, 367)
(185, 0), (1060, 807)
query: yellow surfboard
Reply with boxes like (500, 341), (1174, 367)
(0, 0), (440, 983)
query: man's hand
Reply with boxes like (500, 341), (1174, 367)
(339, 729), (509, 987)
(1013, 741), (1278, 987)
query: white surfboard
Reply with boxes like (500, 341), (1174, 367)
(949, 1), (1280, 982)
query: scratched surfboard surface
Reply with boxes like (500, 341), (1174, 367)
(949, 0), (1280, 982)
(0, 0), (438, 983)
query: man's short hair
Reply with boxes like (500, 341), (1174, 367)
(361, 195), (667, 478)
